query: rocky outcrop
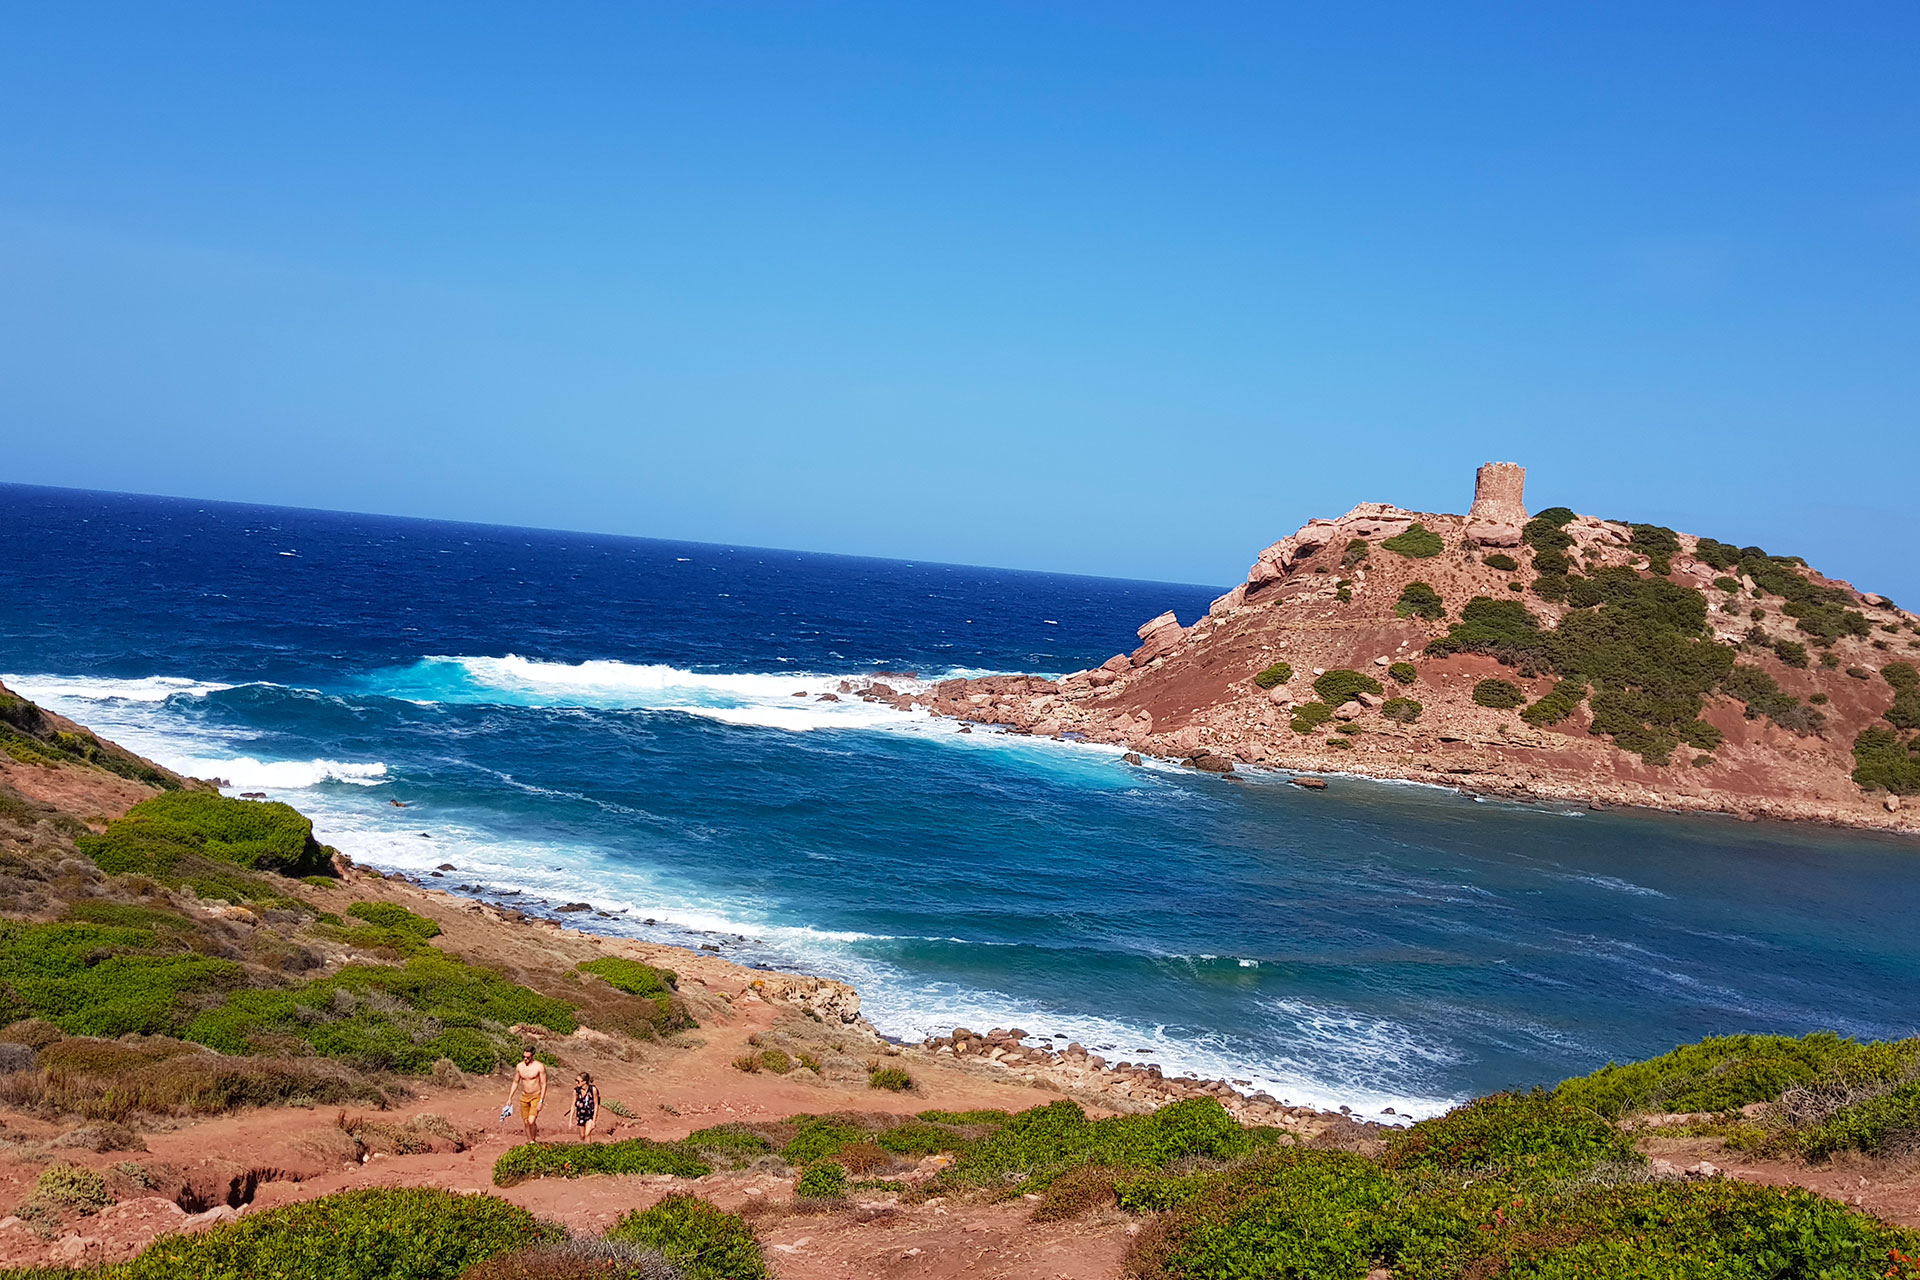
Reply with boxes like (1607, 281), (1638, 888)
(1131, 611), (1187, 666)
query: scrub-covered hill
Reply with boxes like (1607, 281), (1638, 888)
(919, 464), (1920, 830)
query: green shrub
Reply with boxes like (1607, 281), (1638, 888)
(795, 1161), (849, 1200)
(1883, 661), (1920, 731)
(606, 1195), (767, 1280)
(1312, 669), (1383, 705)
(869, 1066), (912, 1091)
(1386, 661), (1417, 684)
(1289, 702), (1334, 734)
(874, 1121), (966, 1155)
(1482, 553), (1519, 572)
(116, 1187), (545, 1280)
(80, 790), (335, 882)
(20, 1161), (110, 1220)
(0, 919), (246, 1038)
(60, 902), (191, 931)
(1520, 679), (1587, 727)
(1386, 1090), (1636, 1181)
(1773, 637), (1811, 668)
(1714, 576), (1741, 593)
(1630, 523), (1680, 575)
(492, 1137), (712, 1187)
(574, 957), (694, 1035)
(1341, 538), (1371, 569)
(1135, 1149), (1399, 1280)
(1380, 698), (1422, 724)
(576, 957), (676, 997)
(781, 1117), (867, 1165)
(1696, 538), (1742, 570)
(346, 901), (441, 938)
(1394, 581), (1445, 621)
(1794, 1078), (1920, 1159)
(1554, 1031), (1917, 1119)
(186, 952), (577, 1075)
(934, 1098), (1263, 1195)
(918, 1108), (1012, 1126)
(1250, 662), (1292, 690)
(1381, 523), (1443, 559)
(679, 1123), (773, 1169)
(1472, 678), (1525, 710)
(1853, 725), (1920, 795)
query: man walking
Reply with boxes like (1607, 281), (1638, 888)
(504, 1046), (548, 1141)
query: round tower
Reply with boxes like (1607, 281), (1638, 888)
(1468, 462), (1528, 526)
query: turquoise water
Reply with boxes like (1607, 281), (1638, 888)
(4, 483), (1917, 1120)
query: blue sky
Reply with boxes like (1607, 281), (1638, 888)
(3, 4), (1916, 595)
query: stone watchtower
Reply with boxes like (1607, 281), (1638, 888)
(1464, 462), (1528, 545)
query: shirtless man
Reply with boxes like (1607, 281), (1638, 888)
(504, 1046), (547, 1141)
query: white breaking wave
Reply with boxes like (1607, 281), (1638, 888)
(2, 673), (233, 703)
(173, 755), (388, 789)
(5, 672), (386, 793)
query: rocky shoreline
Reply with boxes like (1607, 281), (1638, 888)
(362, 862), (1389, 1137)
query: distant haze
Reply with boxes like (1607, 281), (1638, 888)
(1, 6), (1916, 599)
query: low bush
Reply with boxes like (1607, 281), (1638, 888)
(874, 1121), (965, 1155)
(606, 1195), (767, 1280)
(1793, 1078), (1920, 1160)
(14, 1162), (110, 1229)
(186, 953), (579, 1075)
(918, 1108), (1012, 1126)
(1482, 553), (1519, 572)
(116, 1187), (546, 1280)
(1853, 725), (1920, 795)
(1342, 538), (1371, 569)
(1394, 581), (1445, 621)
(1289, 702), (1334, 735)
(795, 1161), (849, 1201)
(1381, 523), (1443, 559)
(1555, 1031), (1920, 1120)
(1250, 662), (1292, 690)
(1385, 1090), (1635, 1182)
(0, 919), (246, 1038)
(1380, 698), (1421, 724)
(679, 1124), (773, 1169)
(1386, 661), (1417, 684)
(575, 958), (694, 1035)
(492, 1137), (712, 1187)
(1472, 678), (1526, 710)
(869, 1066), (912, 1091)
(81, 790), (335, 883)
(1715, 576), (1742, 593)
(1519, 679), (1587, 727)
(933, 1098), (1264, 1195)
(346, 901), (441, 937)
(1774, 637), (1811, 669)
(1312, 669), (1383, 705)
(1630, 523), (1680, 575)
(1884, 661), (1920, 731)
(781, 1116), (868, 1165)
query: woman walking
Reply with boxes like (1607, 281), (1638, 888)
(573, 1071), (600, 1142)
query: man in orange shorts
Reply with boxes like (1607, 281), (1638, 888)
(504, 1045), (548, 1141)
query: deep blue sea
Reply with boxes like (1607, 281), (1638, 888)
(4, 482), (1918, 1121)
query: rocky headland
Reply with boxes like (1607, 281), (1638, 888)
(892, 464), (1920, 832)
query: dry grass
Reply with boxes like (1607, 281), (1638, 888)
(16, 1035), (390, 1120)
